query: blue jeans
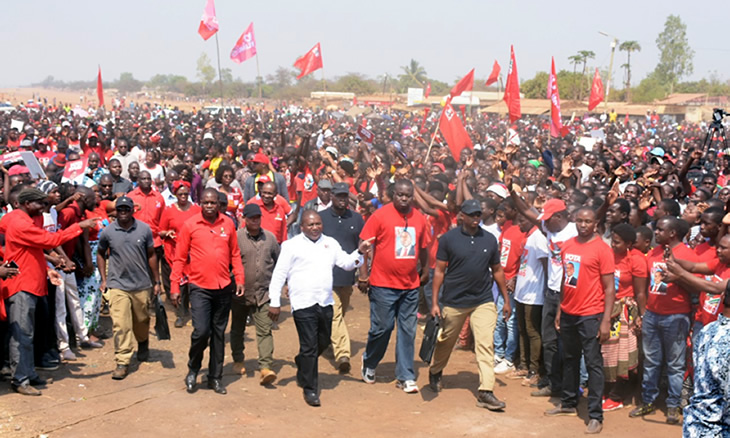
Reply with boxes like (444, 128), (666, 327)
(494, 291), (518, 363)
(363, 286), (418, 381)
(7, 291), (40, 386)
(641, 310), (690, 408)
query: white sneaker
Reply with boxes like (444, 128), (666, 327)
(361, 355), (376, 384)
(396, 379), (419, 393)
(61, 349), (76, 361)
(494, 356), (504, 366)
(494, 360), (515, 375)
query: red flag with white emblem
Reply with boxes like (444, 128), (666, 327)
(230, 23), (257, 64)
(197, 0), (219, 41)
(293, 43), (323, 80)
(439, 101), (473, 159)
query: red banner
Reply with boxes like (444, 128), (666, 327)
(356, 125), (374, 144)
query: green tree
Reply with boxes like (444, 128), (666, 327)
(619, 40), (641, 102)
(115, 72), (142, 94)
(576, 50), (595, 101)
(631, 71), (668, 103)
(521, 71), (549, 99)
(654, 15), (694, 93)
(399, 59), (427, 88)
(196, 53), (216, 92)
(332, 73), (377, 95)
(568, 54), (582, 74)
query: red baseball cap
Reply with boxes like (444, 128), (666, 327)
(256, 174), (272, 184)
(251, 153), (269, 164)
(537, 199), (567, 221)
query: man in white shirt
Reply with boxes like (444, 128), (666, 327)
(268, 210), (372, 407)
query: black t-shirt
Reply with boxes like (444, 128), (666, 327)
(320, 207), (365, 287)
(437, 226), (500, 308)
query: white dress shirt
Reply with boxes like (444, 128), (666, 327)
(269, 233), (363, 311)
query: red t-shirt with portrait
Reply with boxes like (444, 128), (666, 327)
(561, 236), (615, 316)
(614, 248), (648, 299)
(499, 224), (527, 280)
(360, 203), (429, 290)
(646, 244), (696, 315)
(696, 257), (729, 326)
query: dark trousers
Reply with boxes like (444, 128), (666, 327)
(560, 312), (604, 422)
(516, 302), (543, 374)
(7, 291), (40, 386)
(188, 283), (233, 380)
(159, 248), (171, 300)
(175, 283), (190, 319)
(33, 292), (58, 365)
(542, 289), (562, 391)
(293, 304), (333, 393)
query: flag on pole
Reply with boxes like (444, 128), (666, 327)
(450, 68), (474, 98)
(198, 0), (219, 41)
(230, 22), (257, 64)
(503, 45), (521, 123)
(485, 60), (500, 86)
(293, 43), (323, 80)
(588, 68), (604, 111)
(424, 82), (431, 99)
(96, 66), (104, 108)
(547, 57), (563, 137)
(439, 101), (473, 159)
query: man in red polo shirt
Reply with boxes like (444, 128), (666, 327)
(128, 170), (165, 287)
(251, 181), (290, 244)
(545, 207), (614, 435)
(171, 188), (245, 396)
(629, 216), (695, 424)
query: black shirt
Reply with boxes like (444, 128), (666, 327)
(320, 206), (365, 287)
(436, 226), (500, 308)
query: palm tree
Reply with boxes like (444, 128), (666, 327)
(568, 54), (582, 74)
(619, 40), (641, 103)
(400, 59), (427, 87)
(576, 50), (595, 100)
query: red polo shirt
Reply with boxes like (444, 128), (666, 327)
(170, 212), (244, 295)
(0, 209), (82, 299)
(250, 198), (288, 243)
(128, 187), (165, 247)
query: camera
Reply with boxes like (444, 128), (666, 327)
(712, 108), (728, 124)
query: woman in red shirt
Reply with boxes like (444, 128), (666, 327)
(601, 223), (647, 411)
(159, 181), (201, 327)
(215, 164), (244, 221)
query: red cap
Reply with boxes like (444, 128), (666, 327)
(8, 165), (30, 176)
(537, 199), (567, 221)
(256, 174), (272, 184)
(251, 153), (269, 164)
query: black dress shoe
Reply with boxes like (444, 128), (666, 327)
(207, 378), (227, 395)
(185, 371), (197, 393)
(303, 390), (321, 407)
(29, 376), (52, 386)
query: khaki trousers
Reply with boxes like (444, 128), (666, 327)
(430, 301), (498, 391)
(109, 288), (151, 366)
(331, 286), (353, 361)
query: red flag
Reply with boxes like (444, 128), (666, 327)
(293, 43), (323, 80)
(485, 60), (500, 86)
(503, 45), (521, 123)
(439, 101), (473, 159)
(96, 66), (104, 108)
(424, 82), (431, 99)
(197, 0), (219, 41)
(624, 113), (629, 126)
(352, 96), (358, 106)
(419, 108), (430, 132)
(459, 104), (466, 121)
(547, 57), (563, 137)
(588, 68), (604, 111)
(450, 68), (474, 98)
(230, 22), (257, 64)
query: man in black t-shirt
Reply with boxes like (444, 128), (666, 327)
(427, 200), (511, 411)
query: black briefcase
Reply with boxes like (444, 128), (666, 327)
(419, 316), (440, 364)
(154, 296), (171, 340)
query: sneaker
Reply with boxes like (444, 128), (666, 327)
(429, 371), (443, 393)
(521, 371), (539, 387)
(494, 356), (504, 367)
(232, 361), (245, 375)
(476, 390), (506, 411)
(494, 360), (515, 375)
(544, 406), (578, 417)
(61, 349), (77, 361)
(585, 419), (603, 434)
(629, 403), (656, 418)
(360, 356), (376, 384)
(506, 368), (528, 380)
(35, 362), (59, 371)
(396, 379), (419, 394)
(602, 397), (624, 411)
(680, 377), (693, 409)
(666, 407), (682, 425)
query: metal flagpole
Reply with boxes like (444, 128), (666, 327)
(215, 33), (224, 103)
(255, 53), (262, 99)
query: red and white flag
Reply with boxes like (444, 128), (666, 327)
(424, 82), (431, 98)
(588, 68), (604, 111)
(230, 22), (257, 64)
(96, 66), (104, 108)
(439, 101), (473, 159)
(503, 45), (521, 123)
(485, 60), (500, 86)
(450, 68), (474, 98)
(547, 57), (563, 137)
(293, 43), (323, 80)
(198, 0), (219, 41)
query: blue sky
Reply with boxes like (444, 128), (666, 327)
(1, 1), (725, 89)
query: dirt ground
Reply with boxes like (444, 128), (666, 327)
(0, 291), (681, 438)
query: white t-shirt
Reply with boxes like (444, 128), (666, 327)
(480, 222), (502, 301)
(545, 222), (578, 291)
(143, 163), (166, 184)
(514, 229), (549, 305)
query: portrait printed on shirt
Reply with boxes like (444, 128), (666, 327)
(394, 226), (416, 259)
(614, 269), (620, 292)
(564, 254), (580, 288)
(517, 248), (529, 277)
(548, 239), (563, 267)
(649, 262), (668, 295)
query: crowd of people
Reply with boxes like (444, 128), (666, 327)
(0, 97), (729, 435)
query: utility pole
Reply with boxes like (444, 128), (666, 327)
(599, 31), (619, 111)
